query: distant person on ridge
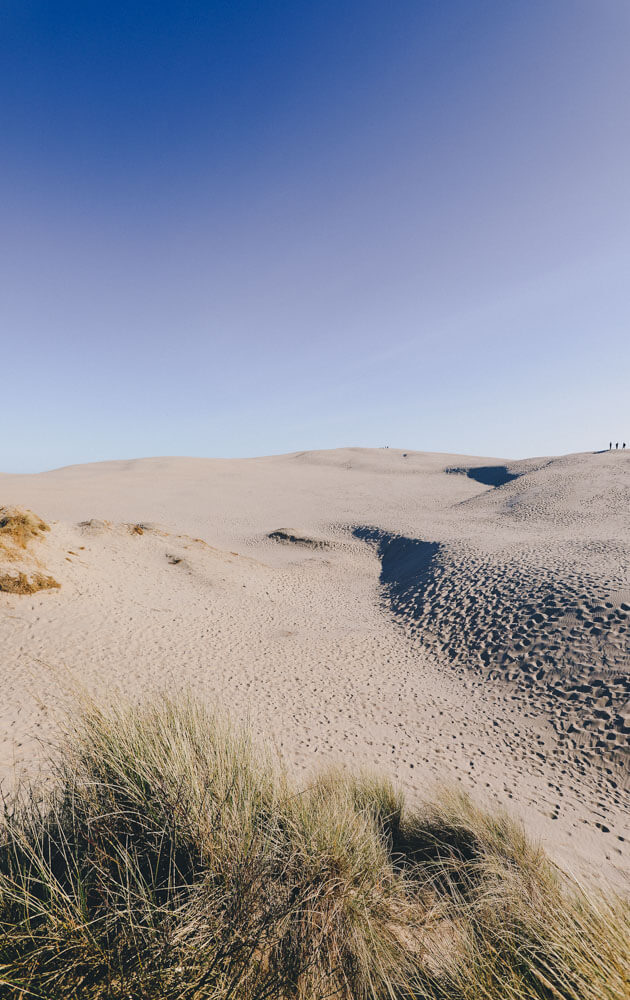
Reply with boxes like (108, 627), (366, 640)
(610, 441), (612, 450)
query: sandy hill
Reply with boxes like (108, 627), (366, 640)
(0, 447), (628, 886)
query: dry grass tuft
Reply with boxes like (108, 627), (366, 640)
(0, 508), (50, 549)
(0, 508), (59, 595)
(0, 571), (60, 595)
(0, 695), (627, 999)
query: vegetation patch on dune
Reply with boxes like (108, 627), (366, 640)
(0, 507), (60, 595)
(0, 571), (60, 595)
(0, 508), (50, 552)
(268, 529), (329, 549)
(0, 696), (627, 999)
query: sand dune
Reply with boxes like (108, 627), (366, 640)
(0, 447), (628, 886)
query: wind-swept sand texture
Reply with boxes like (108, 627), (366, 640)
(0, 448), (628, 886)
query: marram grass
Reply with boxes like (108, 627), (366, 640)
(0, 696), (628, 999)
(0, 508), (59, 593)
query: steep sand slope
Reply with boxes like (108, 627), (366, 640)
(0, 448), (628, 886)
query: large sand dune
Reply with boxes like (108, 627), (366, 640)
(1, 448), (628, 886)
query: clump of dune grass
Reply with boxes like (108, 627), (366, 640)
(0, 696), (627, 999)
(401, 793), (630, 1000)
(0, 508), (50, 550)
(0, 571), (60, 595)
(0, 507), (59, 596)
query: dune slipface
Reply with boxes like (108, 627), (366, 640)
(0, 448), (628, 886)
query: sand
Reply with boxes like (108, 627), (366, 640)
(0, 447), (628, 887)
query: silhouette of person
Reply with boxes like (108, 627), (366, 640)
(624, 443), (627, 449)
(610, 441), (612, 450)
(616, 442), (619, 449)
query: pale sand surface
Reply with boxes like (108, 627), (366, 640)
(1, 448), (628, 886)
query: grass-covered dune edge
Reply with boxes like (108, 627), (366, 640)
(0, 697), (628, 999)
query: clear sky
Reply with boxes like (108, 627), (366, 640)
(2, 1), (629, 471)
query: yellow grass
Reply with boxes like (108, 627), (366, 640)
(0, 571), (60, 595)
(0, 508), (60, 596)
(0, 508), (50, 549)
(0, 694), (627, 999)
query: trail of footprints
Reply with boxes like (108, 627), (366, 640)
(360, 530), (630, 776)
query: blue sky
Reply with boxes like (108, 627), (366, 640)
(2, 1), (629, 471)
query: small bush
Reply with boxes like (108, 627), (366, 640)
(0, 696), (627, 999)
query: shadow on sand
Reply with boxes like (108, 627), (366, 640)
(353, 527), (440, 597)
(446, 465), (519, 488)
